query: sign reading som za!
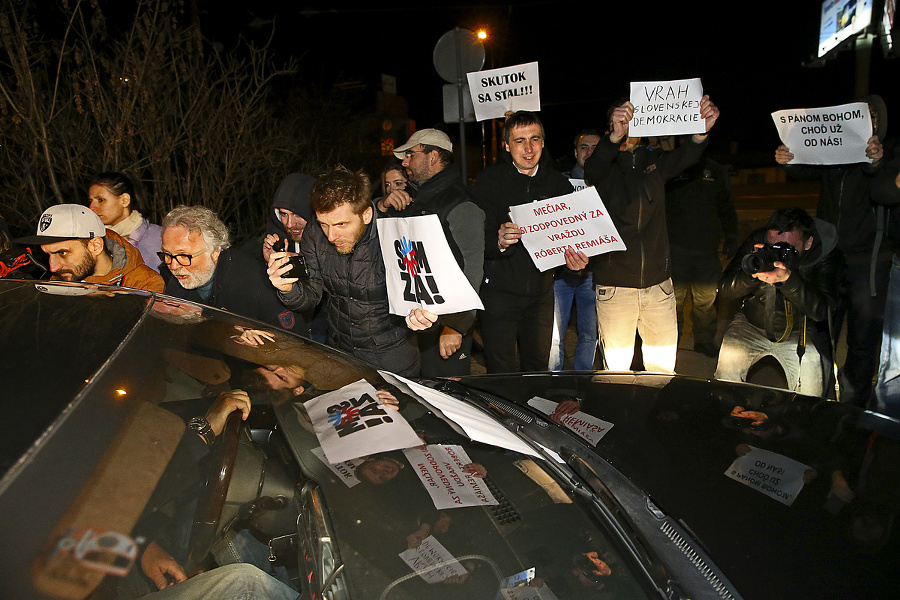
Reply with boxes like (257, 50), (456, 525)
(378, 215), (483, 316)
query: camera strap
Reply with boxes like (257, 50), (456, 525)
(773, 297), (793, 343)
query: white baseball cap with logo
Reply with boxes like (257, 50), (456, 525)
(16, 204), (107, 245)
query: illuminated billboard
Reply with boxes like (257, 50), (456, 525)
(818, 0), (875, 57)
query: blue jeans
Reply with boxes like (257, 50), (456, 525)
(549, 272), (598, 370)
(875, 254), (900, 417)
(137, 563), (298, 600)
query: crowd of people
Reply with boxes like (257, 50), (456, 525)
(3, 93), (900, 419)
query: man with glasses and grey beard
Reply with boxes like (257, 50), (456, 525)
(161, 205), (308, 335)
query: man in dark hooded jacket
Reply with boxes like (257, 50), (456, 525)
(715, 208), (842, 397)
(471, 111), (574, 373)
(263, 173), (315, 262)
(263, 173), (323, 341)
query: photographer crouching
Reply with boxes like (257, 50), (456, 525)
(714, 208), (843, 397)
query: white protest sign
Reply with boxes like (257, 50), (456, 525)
(379, 370), (541, 458)
(508, 186), (626, 271)
(304, 379), (422, 463)
(467, 62), (540, 121)
(377, 214), (483, 316)
(403, 444), (498, 510)
(501, 584), (560, 600)
(629, 78), (705, 137)
(398, 535), (467, 583)
(527, 397), (613, 446)
(771, 102), (872, 165)
(725, 445), (810, 506)
(568, 178), (587, 192)
(311, 447), (365, 488)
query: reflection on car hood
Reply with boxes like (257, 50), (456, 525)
(451, 372), (900, 600)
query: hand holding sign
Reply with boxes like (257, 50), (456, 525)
(564, 247), (588, 271)
(609, 101), (634, 143)
(499, 221), (522, 250)
(698, 95), (720, 134)
(406, 308), (438, 331)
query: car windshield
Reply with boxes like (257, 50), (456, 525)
(0, 281), (656, 600)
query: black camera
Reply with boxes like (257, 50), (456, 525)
(740, 241), (798, 275)
(286, 254), (310, 279)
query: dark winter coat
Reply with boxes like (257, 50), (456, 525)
(471, 152), (574, 296)
(584, 135), (707, 288)
(165, 247), (307, 335)
(277, 204), (419, 376)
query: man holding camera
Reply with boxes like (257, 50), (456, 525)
(714, 208), (842, 397)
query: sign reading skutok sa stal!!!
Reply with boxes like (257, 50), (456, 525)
(508, 187), (626, 271)
(304, 379), (422, 463)
(466, 61), (540, 121)
(377, 214), (484, 316)
(629, 78), (705, 138)
(771, 101), (873, 165)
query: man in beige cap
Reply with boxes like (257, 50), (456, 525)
(17, 204), (164, 292)
(377, 129), (485, 376)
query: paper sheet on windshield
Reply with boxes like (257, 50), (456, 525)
(527, 397), (614, 446)
(399, 535), (467, 583)
(403, 445), (498, 509)
(500, 583), (561, 600)
(304, 379), (422, 463)
(379, 371), (540, 458)
(310, 447), (364, 488)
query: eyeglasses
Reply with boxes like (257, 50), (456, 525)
(157, 249), (207, 267)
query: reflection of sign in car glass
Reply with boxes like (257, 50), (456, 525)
(74, 529), (138, 576)
(50, 528), (138, 578)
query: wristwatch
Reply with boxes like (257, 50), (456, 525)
(187, 416), (215, 445)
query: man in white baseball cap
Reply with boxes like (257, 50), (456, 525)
(376, 129), (485, 377)
(16, 204), (164, 292)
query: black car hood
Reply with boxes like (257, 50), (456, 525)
(452, 372), (900, 600)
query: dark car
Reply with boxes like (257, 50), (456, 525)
(1, 279), (898, 600)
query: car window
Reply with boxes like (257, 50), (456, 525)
(274, 396), (655, 599)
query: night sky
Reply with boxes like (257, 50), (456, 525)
(208, 1), (898, 163)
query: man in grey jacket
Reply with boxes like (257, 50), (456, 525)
(378, 129), (485, 376)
